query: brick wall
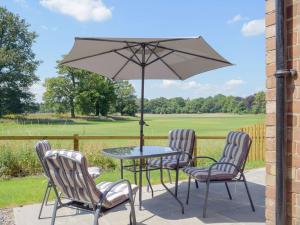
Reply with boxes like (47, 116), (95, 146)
(265, 0), (300, 224)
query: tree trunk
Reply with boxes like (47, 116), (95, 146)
(95, 101), (100, 116)
(70, 98), (75, 118)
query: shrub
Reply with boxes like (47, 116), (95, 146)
(0, 142), (117, 179)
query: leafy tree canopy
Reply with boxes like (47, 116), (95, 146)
(0, 7), (39, 116)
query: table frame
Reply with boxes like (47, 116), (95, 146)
(102, 146), (184, 214)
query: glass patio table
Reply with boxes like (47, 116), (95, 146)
(102, 146), (184, 213)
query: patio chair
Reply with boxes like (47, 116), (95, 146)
(183, 131), (255, 217)
(35, 140), (101, 219)
(147, 129), (196, 197)
(44, 150), (137, 225)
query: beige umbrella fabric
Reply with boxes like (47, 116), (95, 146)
(61, 37), (232, 80)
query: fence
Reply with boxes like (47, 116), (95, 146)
(0, 124), (265, 161)
(237, 124), (265, 161)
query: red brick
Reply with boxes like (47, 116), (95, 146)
(266, 12), (276, 26)
(267, 36), (276, 51)
(266, 63), (276, 76)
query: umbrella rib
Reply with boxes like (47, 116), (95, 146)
(112, 46), (142, 80)
(145, 43), (159, 64)
(61, 44), (139, 65)
(75, 37), (139, 44)
(146, 46), (183, 80)
(113, 51), (141, 66)
(147, 43), (231, 64)
(126, 42), (142, 64)
(146, 50), (175, 66)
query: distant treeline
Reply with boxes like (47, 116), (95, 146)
(142, 92), (265, 114)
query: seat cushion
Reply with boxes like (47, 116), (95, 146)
(96, 181), (138, 209)
(183, 166), (235, 181)
(148, 158), (188, 169)
(88, 167), (101, 179)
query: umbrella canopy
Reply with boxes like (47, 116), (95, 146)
(61, 37), (232, 151)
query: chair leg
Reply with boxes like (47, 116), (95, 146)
(242, 175), (255, 212)
(167, 169), (172, 184)
(133, 160), (137, 185)
(38, 183), (51, 219)
(145, 166), (154, 198)
(45, 185), (52, 206)
(129, 189), (136, 225)
(195, 180), (199, 189)
(225, 182), (232, 200)
(50, 198), (59, 225)
(186, 176), (191, 204)
(93, 208), (101, 225)
(175, 168), (179, 197)
(203, 180), (210, 218)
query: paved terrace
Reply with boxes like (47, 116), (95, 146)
(14, 168), (265, 225)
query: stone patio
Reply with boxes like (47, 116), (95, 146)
(13, 168), (266, 225)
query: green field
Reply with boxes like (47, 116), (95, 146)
(0, 113), (265, 208)
(0, 113), (264, 136)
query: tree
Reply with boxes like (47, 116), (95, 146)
(56, 63), (88, 118)
(252, 91), (266, 114)
(43, 77), (73, 114)
(0, 7), (39, 116)
(77, 73), (116, 116)
(114, 81), (138, 116)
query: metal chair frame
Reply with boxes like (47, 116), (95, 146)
(43, 155), (136, 225)
(185, 139), (255, 217)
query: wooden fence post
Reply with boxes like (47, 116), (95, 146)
(73, 134), (79, 151)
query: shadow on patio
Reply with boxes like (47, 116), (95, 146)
(13, 168), (265, 225)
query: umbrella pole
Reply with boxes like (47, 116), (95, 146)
(139, 44), (146, 152)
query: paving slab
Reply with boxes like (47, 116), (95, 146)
(14, 168), (266, 225)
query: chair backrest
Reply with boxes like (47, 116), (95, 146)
(167, 129), (195, 162)
(35, 140), (52, 175)
(216, 131), (251, 176)
(44, 150), (101, 205)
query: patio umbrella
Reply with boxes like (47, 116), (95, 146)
(61, 37), (232, 152)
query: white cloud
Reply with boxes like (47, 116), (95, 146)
(225, 79), (245, 90)
(241, 19), (265, 37)
(227, 14), (248, 24)
(40, 0), (112, 22)
(30, 82), (45, 103)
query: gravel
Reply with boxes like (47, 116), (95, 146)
(0, 208), (15, 225)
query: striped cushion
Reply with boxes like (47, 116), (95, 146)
(183, 166), (234, 181)
(148, 158), (189, 169)
(45, 150), (137, 209)
(167, 129), (195, 162)
(35, 140), (101, 179)
(35, 140), (52, 164)
(88, 167), (101, 179)
(183, 131), (251, 181)
(216, 131), (251, 176)
(148, 129), (195, 169)
(97, 181), (138, 209)
(45, 150), (101, 205)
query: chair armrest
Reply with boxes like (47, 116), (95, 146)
(207, 162), (240, 179)
(99, 179), (134, 205)
(193, 156), (217, 163)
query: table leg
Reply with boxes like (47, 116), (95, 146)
(120, 159), (123, 179)
(133, 160), (137, 185)
(139, 158), (143, 210)
(160, 157), (184, 214)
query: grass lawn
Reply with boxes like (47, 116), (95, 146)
(0, 113), (264, 136)
(0, 113), (265, 208)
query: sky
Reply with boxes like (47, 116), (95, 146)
(1, 0), (265, 102)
